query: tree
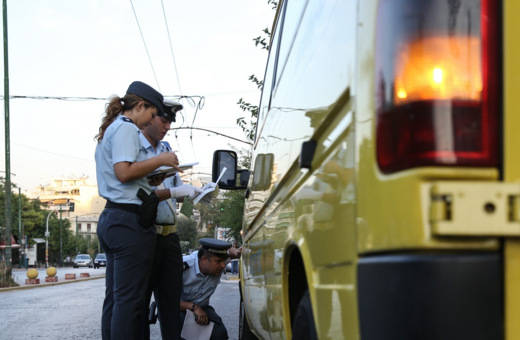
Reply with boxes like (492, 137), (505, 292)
(218, 190), (246, 243)
(236, 1), (277, 144)
(177, 216), (199, 249)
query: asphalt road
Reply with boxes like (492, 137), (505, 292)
(0, 274), (241, 339)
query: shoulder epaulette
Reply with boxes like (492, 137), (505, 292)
(183, 261), (190, 271)
(122, 117), (134, 123)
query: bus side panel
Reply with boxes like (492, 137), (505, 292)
(503, 0), (520, 338)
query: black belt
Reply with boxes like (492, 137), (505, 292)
(105, 201), (140, 215)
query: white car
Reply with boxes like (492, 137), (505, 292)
(73, 254), (92, 268)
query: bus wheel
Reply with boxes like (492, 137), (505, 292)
(292, 290), (318, 340)
(239, 301), (258, 340)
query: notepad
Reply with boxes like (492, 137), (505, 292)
(180, 309), (214, 340)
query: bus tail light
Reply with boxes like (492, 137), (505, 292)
(375, 0), (500, 174)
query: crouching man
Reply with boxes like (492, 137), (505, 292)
(180, 238), (241, 340)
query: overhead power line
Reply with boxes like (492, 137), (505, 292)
(170, 127), (252, 145)
(129, 0), (161, 92)
(161, 0), (182, 96)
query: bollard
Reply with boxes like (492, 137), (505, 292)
(65, 273), (76, 280)
(26, 268), (40, 284)
(80, 273), (90, 278)
(45, 267), (58, 282)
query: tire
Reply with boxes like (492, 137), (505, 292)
(292, 290), (318, 340)
(239, 301), (258, 340)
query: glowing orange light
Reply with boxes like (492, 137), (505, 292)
(394, 36), (482, 105)
(397, 90), (407, 99)
(433, 68), (443, 83)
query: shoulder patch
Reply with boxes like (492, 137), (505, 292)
(183, 256), (195, 271)
(122, 117), (134, 124)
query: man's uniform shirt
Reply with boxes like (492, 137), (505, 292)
(181, 251), (222, 307)
(139, 134), (182, 224)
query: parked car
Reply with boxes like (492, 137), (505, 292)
(73, 254), (92, 268)
(94, 253), (107, 269)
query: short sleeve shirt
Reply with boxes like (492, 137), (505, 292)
(140, 134), (183, 224)
(95, 115), (152, 204)
(181, 251), (222, 307)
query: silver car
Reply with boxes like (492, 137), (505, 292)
(73, 254), (93, 268)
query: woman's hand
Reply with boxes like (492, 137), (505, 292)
(159, 152), (182, 172)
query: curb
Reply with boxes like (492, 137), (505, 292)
(0, 275), (106, 293)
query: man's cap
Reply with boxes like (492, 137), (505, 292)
(126, 81), (165, 116)
(161, 99), (183, 122)
(199, 238), (231, 257)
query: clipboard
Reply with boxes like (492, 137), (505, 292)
(147, 162), (199, 179)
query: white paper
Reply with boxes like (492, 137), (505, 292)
(181, 309), (214, 340)
(178, 162), (199, 171)
(188, 167), (227, 205)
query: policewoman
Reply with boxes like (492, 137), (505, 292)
(94, 81), (180, 340)
(139, 99), (202, 340)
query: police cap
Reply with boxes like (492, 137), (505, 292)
(199, 238), (231, 258)
(126, 81), (165, 116)
(161, 99), (183, 122)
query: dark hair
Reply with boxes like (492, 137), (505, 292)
(95, 93), (155, 142)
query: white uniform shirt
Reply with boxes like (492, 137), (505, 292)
(181, 251), (222, 307)
(95, 115), (152, 204)
(139, 134), (183, 224)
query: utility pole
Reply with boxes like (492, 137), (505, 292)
(18, 187), (21, 268)
(3, 0), (12, 277)
(22, 223), (25, 268)
(45, 210), (55, 268)
(59, 205), (62, 267)
(75, 215), (78, 254)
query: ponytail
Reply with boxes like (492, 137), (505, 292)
(95, 94), (155, 142)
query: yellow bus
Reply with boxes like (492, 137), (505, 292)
(213, 0), (520, 339)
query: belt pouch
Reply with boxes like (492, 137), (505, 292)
(136, 188), (159, 229)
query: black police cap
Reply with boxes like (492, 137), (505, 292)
(161, 99), (183, 122)
(126, 81), (164, 116)
(199, 238), (231, 256)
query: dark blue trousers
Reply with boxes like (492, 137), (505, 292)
(140, 232), (183, 340)
(97, 208), (156, 340)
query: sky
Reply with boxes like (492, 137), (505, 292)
(0, 0), (276, 193)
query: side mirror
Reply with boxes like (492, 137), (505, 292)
(212, 150), (238, 190)
(212, 150), (250, 190)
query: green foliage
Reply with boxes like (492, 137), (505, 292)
(218, 190), (245, 242)
(180, 241), (190, 254)
(177, 216), (199, 249)
(237, 99), (258, 143)
(0, 177), (93, 270)
(196, 198), (222, 232)
(253, 28), (271, 51)
(236, 1), (277, 143)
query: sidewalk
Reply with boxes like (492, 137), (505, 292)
(1, 266), (106, 292)
(223, 272), (240, 281)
